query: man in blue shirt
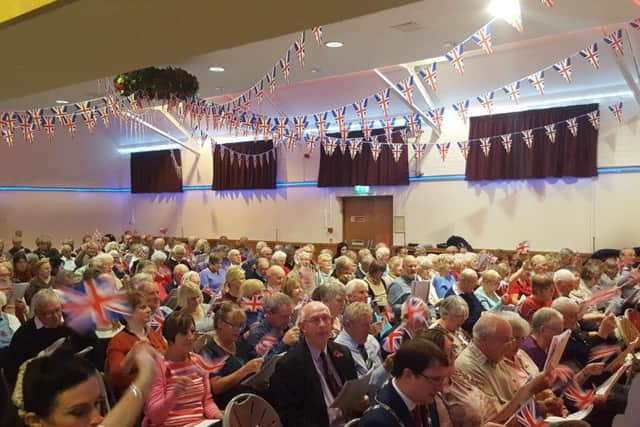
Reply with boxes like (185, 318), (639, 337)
(244, 292), (300, 359)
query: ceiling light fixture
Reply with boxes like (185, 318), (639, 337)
(325, 41), (344, 48)
(488, 0), (520, 21)
(55, 99), (68, 104)
(208, 66), (225, 72)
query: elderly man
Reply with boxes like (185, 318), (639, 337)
(245, 292), (299, 359)
(356, 249), (373, 279)
(360, 339), (450, 427)
(246, 257), (269, 284)
(162, 263), (190, 308)
(553, 268), (577, 298)
(530, 254), (548, 274)
(166, 244), (191, 271)
(521, 307), (565, 370)
(6, 289), (97, 384)
(333, 255), (355, 283)
(345, 279), (369, 304)
(445, 268), (485, 333)
(375, 246), (391, 264)
(132, 273), (172, 331)
(243, 244), (273, 273)
(266, 265), (286, 294)
(226, 248), (243, 268)
(270, 301), (359, 427)
(387, 255), (418, 312)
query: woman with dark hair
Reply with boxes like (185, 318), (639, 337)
(6, 347), (157, 427)
(144, 311), (223, 426)
(333, 242), (348, 261)
(12, 252), (32, 283)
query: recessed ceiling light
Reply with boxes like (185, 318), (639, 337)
(208, 66), (225, 72)
(325, 41), (343, 48)
(55, 99), (68, 104)
(488, 0), (520, 21)
(310, 68), (320, 73)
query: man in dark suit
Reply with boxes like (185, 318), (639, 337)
(445, 268), (485, 334)
(269, 301), (361, 427)
(359, 339), (450, 427)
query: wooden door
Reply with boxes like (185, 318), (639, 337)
(342, 196), (393, 249)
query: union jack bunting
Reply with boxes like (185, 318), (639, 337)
(565, 383), (595, 410)
(477, 92), (495, 115)
(580, 43), (600, 70)
(293, 31), (306, 69)
(472, 24), (493, 55)
(61, 277), (131, 331)
(457, 141), (470, 160)
(314, 112), (328, 141)
(418, 62), (438, 92)
(503, 81), (521, 104)
(306, 134), (319, 152)
(501, 134), (513, 154)
(370, 140), (382, 161)
(348, 140), (361, 159)
(0, 112), (11, 130)
(528, 71), (545, 96)
(279, 50), (291, 83)
(406, 114), (421, 136)
(566, 118), (578, 137)
(267, 67), (277, 94)
(374, 88), (391, 116)
(63, 113), (77, 138)
(427, 107), (445, 131)
(588, 344), (619, 362)
(479, 137), (492, 157)
(16, 114), (32, 139)
(1, 127), (14, 146)
(285, 130), (297, 151)
(97, 107), (110, 128)
(505, 13), (524, 33)
(254, 81), (265, 104)
(436, 142), (450, 162)
(256, 335), (279, 357)
(391, 142), (404, 162)
(28, 109), (43, 131)
(603, 29), (624, 56)
(312, 26), (324, 47)
(273, 116), (288, 141)
(293, 115), (307, 138)
(522, 129), (534, 149)
(514, 399), (546, 427)
(445, 44), (465, 75)
(383, 117), (395, 143)
(332, 106), (347, 132)
(352, 98), (368, 124)
(412, 142), (427, 162)
(338, 139), (348, 155)
(362, 120), (373, 142)
(241, 295), (265, 312)
(382, 327), (407, 353)
(630, 18), (640, 30)
(52, 105), (68, 124)
(452, 100), (470, 124)
(516, 241), (529, 254)
(545, 124), (557, 143)
(587, 111), (600, 130)
(396, 76), (415, 105)
(553, 57), (573, 83)
(323, 138), (337, 156)
(541, 0), (554, 7)
(42, 115), (56, 143)
(609, 102), (623, 123)
(199, 354), (229, 375)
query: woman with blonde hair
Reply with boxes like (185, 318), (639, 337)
(24, 258), (52, 305)
(177, 283), (214, 334)
(474, 269), (509, 311)
(213, 266), (245, 307)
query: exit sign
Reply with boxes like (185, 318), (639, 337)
(353, 185), (370, 195)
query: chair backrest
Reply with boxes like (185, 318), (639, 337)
(223, 393), (282, 427)
(344, 418), (360, 427)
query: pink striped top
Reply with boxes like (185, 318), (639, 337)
(143, 353), (222, 427)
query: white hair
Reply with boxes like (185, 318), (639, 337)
(498, 311), (531, 337)
(553, 269), (574, 283)
(345, 279), (368, 295)
(472, 313), (500, 340)
(343, 302), (373, 324)
(151, 250), (168, 263)
(439, 295), (469, 317)
(181, 271), (200, 286)
(130, 273), (155, 290)
(375, 246), (390, 260)
(92, 252), (114, 266)
(172, 244), (186, 255)
(416, 255), (433, 271)
(31, 288), (60, 312)
(551, 296), (578, 313)
(272, 250), (287, 263)
(531, 307), (564, 334)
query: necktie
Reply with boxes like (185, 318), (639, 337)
(358, 344), (368, 362)
(413, 406), (423, 427)
(319, 352), (341, 397)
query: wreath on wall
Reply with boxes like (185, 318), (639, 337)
(113, 67), (199, 100)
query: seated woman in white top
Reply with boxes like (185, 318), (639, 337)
(177, 282), (214, 334)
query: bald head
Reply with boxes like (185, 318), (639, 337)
(402, 255), (417, 277)
(473, 313), (513, 363)
(267, 265), (285, 289)
(458, 268), (478, 293)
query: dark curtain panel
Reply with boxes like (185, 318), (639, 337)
(465, 103), (598, 181)
(130, 150), (182, 193)
(318, 130), (409, 187)
(212, 141), (276, 190)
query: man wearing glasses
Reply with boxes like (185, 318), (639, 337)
(359, 338), (450, 427)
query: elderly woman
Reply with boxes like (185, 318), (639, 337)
(272, 250), (290, 275)
(166, 244), (191, 271)
(315, 252), (333, 285)
(75, 240), (99, 269)
(91, 253), (123, 289)
(384, 256), (403, 283)
(107, 290), (167, 398)
(432, 254), (455, 299)
(364, 259), (389, 309)
(151, 250), (172, 295)
(177, 282), (214, 334)
(431, 295), (471, 358)
(144, 312), (223, 426)
(474, 270), (509, 312)
(24, 258), (52, 305)
(193, 238), (211, 272)
(288, 249), (317, 295)
(239, 278), (266, 329)
(200, 302), (263, 408)
(499, 311), (539, 387)
(213, 266), (245, 307)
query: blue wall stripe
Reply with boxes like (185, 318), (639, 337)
(0, 165), (639, 193)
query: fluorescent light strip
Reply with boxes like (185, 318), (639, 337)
(117, 143), (183, 154)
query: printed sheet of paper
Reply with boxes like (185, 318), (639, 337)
(330, 371), (372, 410)
(411, 280), (431, 304)
(596, 361), (631, 398)
(543, 329), (571, 373)
(545, 405), (593, 423)
(241, 352), (286, 388)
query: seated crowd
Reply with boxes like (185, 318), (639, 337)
(0, 231), (639, 427)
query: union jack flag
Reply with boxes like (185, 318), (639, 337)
(404, 297), (427, 325)
(275, 116), (289, 140)
(445, 44), (465, 75)
(505, 13), (524, 33)
(148, 309), (169, 332)
(604, 29), (624, 56)
(457, 141), (470, 160)
(348, 139), (361, 159)
(242, 295), (265, 312)
(374, 88), (391, 116)
(551, 364), (575, 386)
(338, 138), (348, 155)
(362, 120), (373, 142)
(28, 109), (43, 131)
(405, 114), (421, 136)
(396, 76), (415, 105)
(75, 101), (93, 121)
(452, 100), (470, 124)
(477, 92), (495, 115)
(370, 140), (382, 161)
(1, 127), (14, 146)
(332, 106), (347, 134)
(418, 62), (437, 92)
(256, 335), (279, 357)
(472, 24), (493, 55)
(42, 115), (56, 143)
(16, 114), (32, 139)
(312, 26), (324, 47)
(479, 137), (492, 157)
(545, 124), (557, 143)
(566, 118), (578, 137)
(315, 112), (328, 141)
(436, 142), (450, 162)
(382, 327), (407, 353)
(97, 107), (110, 128)
(609, 102), (623, 123)
(294, 31), (306, 70)
(391, 142), (404, 162)
(503, 81), (521, 104)
(412, 142), (426, 162)
(580, 43), (600, 70)
(515, 399), (546, 427)
(285, 130), (297, 151)
(381, 304), (394, 324)
(589, 344), (619, 362)
(541, 0), (554, 7)
(565, 382), (595, 410)
(255, 80), (265, 104)
(553, 58), (573, 83)
(267, 67), (277, 94)
(528, 71), (545, 96)
(516, 241), (529, 254)
(294, 115), (307, 139)
(198, 354), (229, 375)
(306, 134), (319, 152)
(63, 113), (77, 138)
(587, 111), (600, 130)
(62, 277), (130, 331)
(501, 134), (513, 154)
(0, 112), (11, 130)
(352, 98), (368, 124)
(279, 50), (291, 83)
(323, 138), (337, 156)
(427, 107), (445, 131)
(52, 105), (67, 124)
(522, 129), (534, 149)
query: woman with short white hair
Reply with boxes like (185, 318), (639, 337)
(272, 250), (289, 274)
(315, 253), (333, 285)
(431, 295), (471, 357)
(498, 311), (539, 388)
(151, 250), (172, 296)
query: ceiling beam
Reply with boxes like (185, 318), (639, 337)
(123, 111), (200, 156)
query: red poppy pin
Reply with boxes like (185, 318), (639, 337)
(333, 350), (343, 359)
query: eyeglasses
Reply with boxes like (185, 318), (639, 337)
(417, 373), (450, 386)
(221, 319), (244, 331)
(303, 314), (332, 325)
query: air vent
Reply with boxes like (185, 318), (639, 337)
(389, 21), (422, 32)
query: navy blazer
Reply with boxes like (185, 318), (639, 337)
(359, 381), (414, 427)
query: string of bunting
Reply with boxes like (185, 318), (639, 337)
(215, 143), (277, 168)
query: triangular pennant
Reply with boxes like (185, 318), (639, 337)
(418, 62), (437, 92)
(396, 76), (415, 105)
(339, 139), (348, 155)
(445, 44), (465, 75)
(312, 26), (324, 47)
(412, 143), (426, 162)
(427, 107), (445, 131)
(1, 126), (14, 146)
(306, 134), (318, 152)
(609, 102), (623, 123)
(452, 100), (470, 124)
(566, 118), (578, 137)
(286, 130), (297, 151)
(587, 111), (600, 130)
(348, 140), (361, 159)
(352, 98), (368, 124)
(521, 129), (534, 149)
(528, 71), (545, 96)
(374, 88), (391, 116)
(580, 43), (600, 70)
(293, 31), (306, 70)
(503, 82), (521, 104)
(504, 12), (523, 33)
(630, 18), (640, 31)
(323, 138), (337, 156)
(501, 134), (513, 153)
(405, 114), (421, 137)
(457, 141), (470, 160)
(391, 142), (404, 162)
(541, 0), (554, 7)
(476, 92), (494, 115)
(552, 57), (572, 83)
(472, 23), (493, 54)
(435, 142), (450, 162)
(603, 29), (624, 56)
(479, 137), (492, 157)
(42, 115), (56, 143)
(545, 124), (557, 143)
(279, 50), (291, 83)
(370, 140), (382, 162)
